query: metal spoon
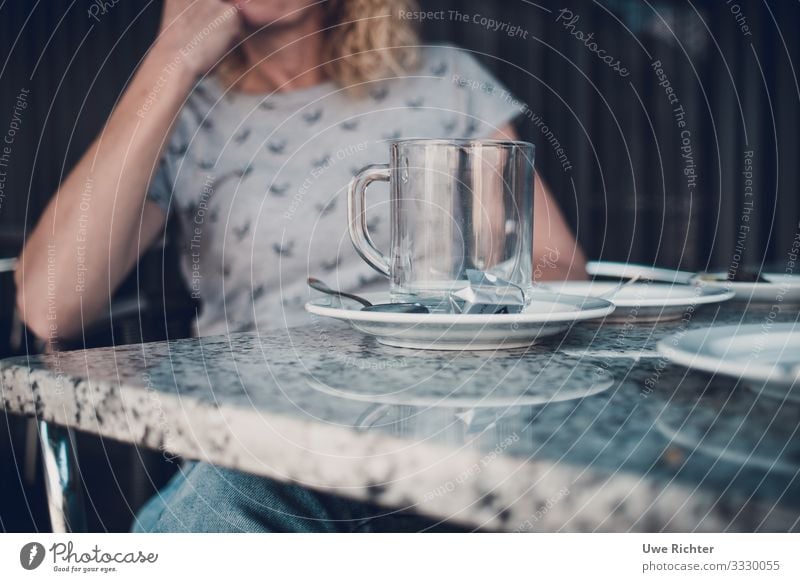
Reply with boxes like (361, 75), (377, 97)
(597, 274), (642, 299)
(586, 261), (694, 284)
(307, 277), (430, 313)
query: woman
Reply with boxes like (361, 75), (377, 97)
(17, 0), (586, 531)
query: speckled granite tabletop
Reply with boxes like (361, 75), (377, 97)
(2, 302), (798, 532)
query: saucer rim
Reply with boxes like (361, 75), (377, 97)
(305, 291), (616, 325)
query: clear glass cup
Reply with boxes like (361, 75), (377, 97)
(348, 138), (535, 307)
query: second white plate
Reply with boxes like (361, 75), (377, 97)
(547, 281), (734, 322)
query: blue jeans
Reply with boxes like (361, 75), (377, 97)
(132, 462), (460, 532)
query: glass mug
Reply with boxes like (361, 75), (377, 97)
(348, 138), (535, 307)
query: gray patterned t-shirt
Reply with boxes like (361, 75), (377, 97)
(149, 45), (524, 335)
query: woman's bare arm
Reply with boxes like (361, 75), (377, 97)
(492, 124), (587, 281)
(15, 0), (241, 341)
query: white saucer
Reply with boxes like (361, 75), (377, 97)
(547, 281), (734, 322)
(691, 272), (800, 304)
(305, 291), (615, 350)
(657, 323), (800, 399)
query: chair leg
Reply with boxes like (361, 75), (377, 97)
(39, 421), (87, 533)
(23, 417), (38, 485)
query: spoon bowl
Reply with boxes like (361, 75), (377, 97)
(307, 277), (430, 314)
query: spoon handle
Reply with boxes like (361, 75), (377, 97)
(335, 292), (373, 307)
(597, 274), (642, 299)
(586, 261), (694, 284)
(307, 277), (373, 307)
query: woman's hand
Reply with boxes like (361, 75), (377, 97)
(154, 0), (242, 77)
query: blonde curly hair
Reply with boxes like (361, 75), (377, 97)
(322, 0), (420, 89)
(219, 0), (420, 93)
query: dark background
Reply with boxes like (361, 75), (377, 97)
(1, 0), (798, 531)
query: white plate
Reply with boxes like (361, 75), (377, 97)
(547, 281), (734, 322)
(305, 292), (615, 350)
(691, 272), (800, 304)
(657, 323), (800, 397)
(586, 261), (800, 304)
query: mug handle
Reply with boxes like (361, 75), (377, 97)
(347, 164), (391, 277)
